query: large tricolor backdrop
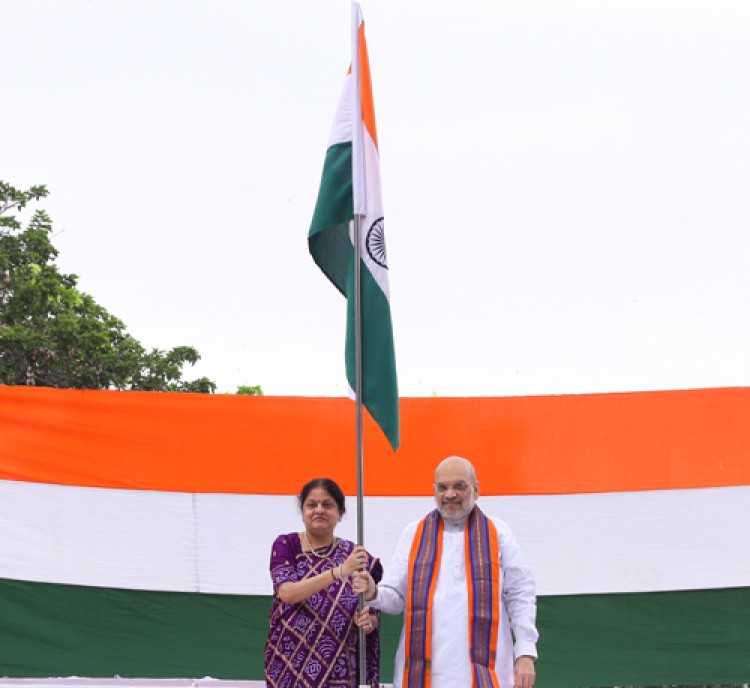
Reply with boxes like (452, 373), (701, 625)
(1, 385), (749, 686)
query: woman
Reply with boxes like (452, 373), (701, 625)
(264, 477), (383, 688)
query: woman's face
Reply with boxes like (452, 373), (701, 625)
(301, 487), (342, 538)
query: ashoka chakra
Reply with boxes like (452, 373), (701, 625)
(366, 217), (388, 269)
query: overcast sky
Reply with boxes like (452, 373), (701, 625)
(5, 0), (750, 398)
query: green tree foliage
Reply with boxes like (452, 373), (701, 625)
(0, 181), (216, 392)
(236, 385), (263, 396)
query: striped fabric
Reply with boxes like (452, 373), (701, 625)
(1, 386), (750, 685)
(402, 508), (501, 688)
(403, 510), (443, 688)
(465, 508), (500, 688)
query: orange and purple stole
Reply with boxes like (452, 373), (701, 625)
(403, 506), (501, 688)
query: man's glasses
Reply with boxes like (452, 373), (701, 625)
(434, 481), (472, 493)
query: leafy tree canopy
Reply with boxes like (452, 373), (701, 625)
(236, 385), (263, 396)
(0, 180), (217, 393)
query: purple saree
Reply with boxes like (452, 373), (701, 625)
(264, 533), (383, 688)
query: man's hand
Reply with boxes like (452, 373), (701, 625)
(351, 570), (377, 600)
(514, 655), (535, 688)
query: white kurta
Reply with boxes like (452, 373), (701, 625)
(370, 512), (538, 688)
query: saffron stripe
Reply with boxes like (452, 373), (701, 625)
(358, 19), (378, 150)
(4, 386), (750, 495)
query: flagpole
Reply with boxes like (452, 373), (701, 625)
(351, 15), (365, 545)
(354, 212), (368, 687)
(351, 4), (368, 686)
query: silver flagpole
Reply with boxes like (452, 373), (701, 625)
(354, 212), (367, 687)
(351, 4), (368, 685)
(351, 3), (368, 686)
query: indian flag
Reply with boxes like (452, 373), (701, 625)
(308, 2), (399, 451)
(1, 385), (750, 686)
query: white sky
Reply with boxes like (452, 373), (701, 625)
(5, 0), (750, 397)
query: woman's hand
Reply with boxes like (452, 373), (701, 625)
(354, 606), (378, 635)
(341, 545), (369, 579)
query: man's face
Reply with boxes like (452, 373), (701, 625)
(433, 460), (478, 522)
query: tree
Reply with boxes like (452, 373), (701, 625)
(0, 181), (216, 392)
(236, 385), (263, 396)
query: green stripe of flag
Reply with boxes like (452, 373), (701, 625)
(344, 263), (399, 448)
(3, 578), (750, 685)
(309, 140), (399, 449)
(309, 142), (354, 293)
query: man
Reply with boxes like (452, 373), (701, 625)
(353, 456), (538, 688)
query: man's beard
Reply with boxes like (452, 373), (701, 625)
(438, 498), (474, 522)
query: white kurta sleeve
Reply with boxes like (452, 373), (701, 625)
(369, 519), (420, 615)
(493, 516), (539, 660)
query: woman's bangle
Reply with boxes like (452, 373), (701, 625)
(339, 564), (344, 580)
(330, 567), (337, 582)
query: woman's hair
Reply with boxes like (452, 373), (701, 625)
(298, 477), (346, 515)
